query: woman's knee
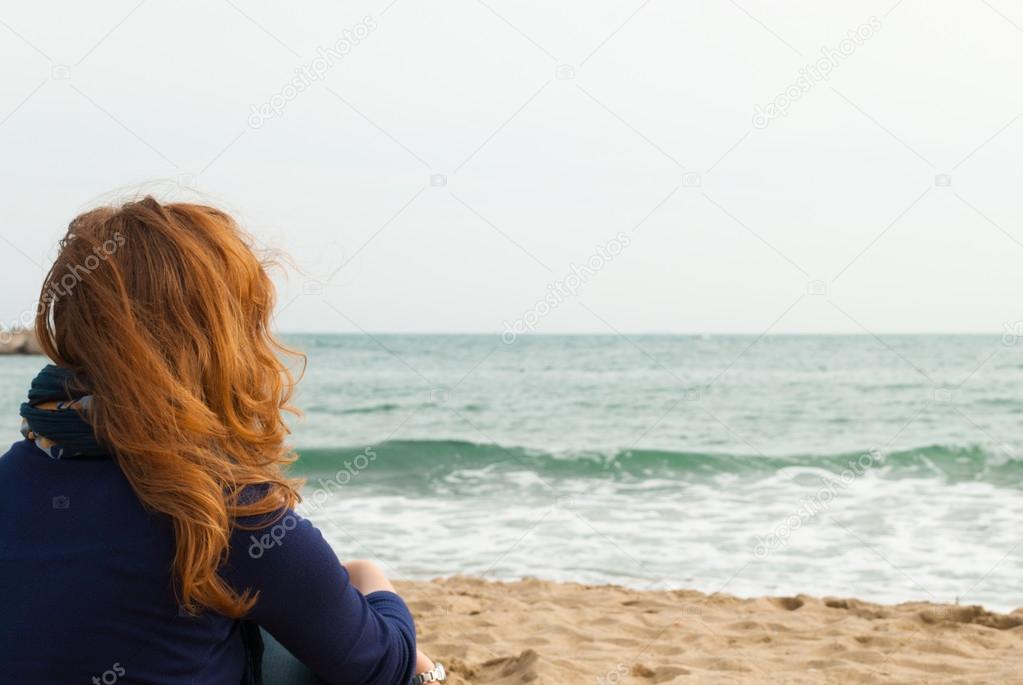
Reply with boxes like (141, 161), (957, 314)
(343, 559), (394, 594)
(344, 559), (380, 575)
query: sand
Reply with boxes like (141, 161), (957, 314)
(397, 577), (1023, 685)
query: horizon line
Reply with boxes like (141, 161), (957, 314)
(274, 330), (1013, 337)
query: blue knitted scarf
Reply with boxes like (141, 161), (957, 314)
(19, 364), (107, 459)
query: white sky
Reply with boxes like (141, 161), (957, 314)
(2, 0), (1022, 334)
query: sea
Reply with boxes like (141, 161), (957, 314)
(3, 334), (1021, 611)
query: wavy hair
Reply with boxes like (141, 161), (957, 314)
(35, 196), (303, 617)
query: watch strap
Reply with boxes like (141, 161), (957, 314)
(411, 662), (446, 684)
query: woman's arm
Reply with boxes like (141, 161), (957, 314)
(343, 560), (436, 676)
(221, 510), (418, 685)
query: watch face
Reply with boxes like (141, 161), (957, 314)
(435, 663), (446, 679)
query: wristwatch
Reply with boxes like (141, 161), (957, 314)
(411, 662), (446, 684)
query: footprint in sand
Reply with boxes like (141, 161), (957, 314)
(770, 596), (805, 611)
(478, 649), (540, 683)
(631, 663), (691, 683)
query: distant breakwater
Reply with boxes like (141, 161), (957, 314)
(0, 330), (43, 355)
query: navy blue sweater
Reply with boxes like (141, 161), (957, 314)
(0, 440), (417, 685)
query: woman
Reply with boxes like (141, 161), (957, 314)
(0, 197), (444, 685)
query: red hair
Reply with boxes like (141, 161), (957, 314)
(35, 196), (303, 616)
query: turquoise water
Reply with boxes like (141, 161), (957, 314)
(4, 334), (1022, 611)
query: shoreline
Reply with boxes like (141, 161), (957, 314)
(398, 576), (1023, 684)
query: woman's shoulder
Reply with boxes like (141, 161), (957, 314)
(0, 439), (33, 465)
(1, 438), (55, 464)
(232, 483), (294, 523)
(0, 441), (42, 498)
(222, 490), (335, 586)
(0, 439), (119, 485)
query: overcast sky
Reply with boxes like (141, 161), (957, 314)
(2, 0), (1022, 334)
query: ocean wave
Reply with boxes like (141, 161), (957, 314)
(290, 440), (1023, 485)
(337, 403), (400, 415)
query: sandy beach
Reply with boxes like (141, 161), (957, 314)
(399, 577), (1023, 684)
